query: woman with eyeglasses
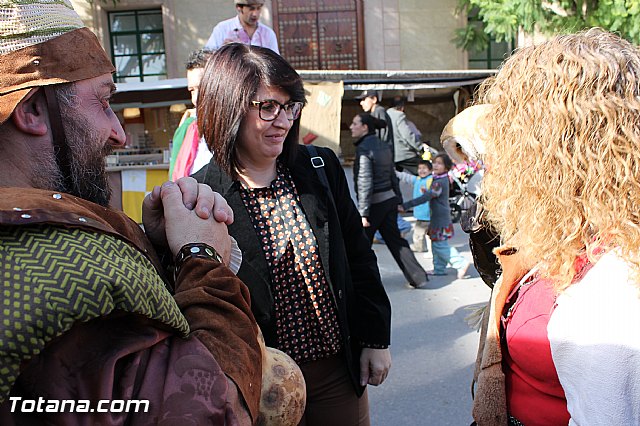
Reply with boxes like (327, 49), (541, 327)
(193, 43), (391, 426)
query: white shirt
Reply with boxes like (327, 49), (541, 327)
(204, 16), (279, 54)
(548, 251), (640, 424)
(189, 138), (213, 176)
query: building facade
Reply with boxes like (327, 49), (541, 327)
(72, 0), (471, 79)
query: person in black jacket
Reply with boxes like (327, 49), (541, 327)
(192, 43), (392, 426)
(351, 112), (430, 289)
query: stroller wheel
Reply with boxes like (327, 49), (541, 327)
(450, 202), (462, 223)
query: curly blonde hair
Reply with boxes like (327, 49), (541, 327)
(478, 28), (640, 291)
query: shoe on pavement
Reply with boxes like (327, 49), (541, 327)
(427, 270), (447, 276)
(457, 262), (471, 280)
(410, 280), (429, 289)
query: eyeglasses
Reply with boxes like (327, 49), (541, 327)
(250, 100), (303, 121)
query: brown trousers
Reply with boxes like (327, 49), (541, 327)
(298, 355), (370, 426)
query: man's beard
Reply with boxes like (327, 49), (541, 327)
(66, 125), (113, 207)
(34, 109), (113, 206)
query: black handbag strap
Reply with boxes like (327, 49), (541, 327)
(306, 144), (336, 207)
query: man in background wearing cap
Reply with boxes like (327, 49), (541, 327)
(205, 0), (280, 53)
(0, 1), (263, 423)
(356, 89), (394, 149)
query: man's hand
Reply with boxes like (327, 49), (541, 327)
(359, 348), (391, 386)
(142, 177), (233, 253)
(361, 217), (370, 228)
(152, 180), (232, 262)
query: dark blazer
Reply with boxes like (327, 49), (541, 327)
(353, 132), (402, 217)
(193, 145), (391, 394)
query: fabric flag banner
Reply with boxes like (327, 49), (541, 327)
(121, 169), (168, 223)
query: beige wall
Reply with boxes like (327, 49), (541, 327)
(363, 0), (466, 70)
(363, 0), (401, 69)
(400, 0), (466, 69)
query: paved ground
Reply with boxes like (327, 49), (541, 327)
(367, 220), (490, 426)
(341, 165), (491, 425)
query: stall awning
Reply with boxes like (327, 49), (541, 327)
(111, 70), (495, 109)
(299, 70), (494, 91)
(112, 78), (190, 110)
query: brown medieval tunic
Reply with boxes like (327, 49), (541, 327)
(0, 188), (262, 424)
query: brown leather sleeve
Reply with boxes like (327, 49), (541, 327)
(173, 258), (262, 423)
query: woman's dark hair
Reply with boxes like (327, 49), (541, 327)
(433, 153), (453, 171)
(356, 112), (386, 135)
(197, 43), (306, 178)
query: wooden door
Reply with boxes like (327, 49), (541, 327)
(273, 0), (364, 70)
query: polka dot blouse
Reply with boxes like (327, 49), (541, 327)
(238, 164), (343, 364)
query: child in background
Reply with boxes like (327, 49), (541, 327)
(396, 159), (433, 252)
(401, 154), (471, 279)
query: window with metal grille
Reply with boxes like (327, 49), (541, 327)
(108, 9), (167, 82)
(467, 9), (515, 70)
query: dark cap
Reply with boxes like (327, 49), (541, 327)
(355, 89), (379, 100)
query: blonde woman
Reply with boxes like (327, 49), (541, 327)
(472, 29), (640, 425)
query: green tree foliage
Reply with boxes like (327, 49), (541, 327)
(455, 0), (640, 51)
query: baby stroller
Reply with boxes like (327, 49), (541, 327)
(449, 161), (483, 223)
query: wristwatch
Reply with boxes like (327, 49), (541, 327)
(174, 242), (223, 278)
